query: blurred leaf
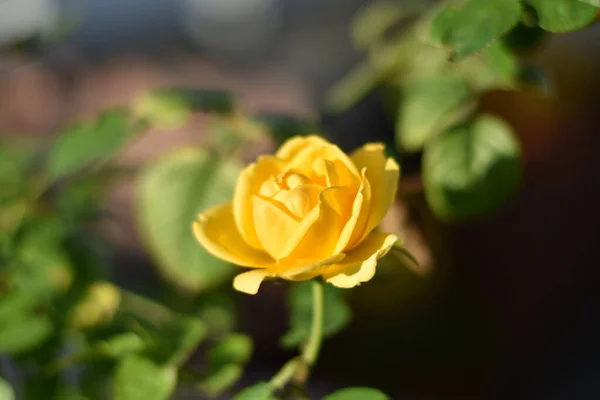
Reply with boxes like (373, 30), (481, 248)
(201, 364), (244, 397)
(0, 377), (14, 400)
(396, 74), (473, 152)
(0, 143), (29, 201)
(208, 333), (253, 369)
(0, 289), (39, 323)
(69, 282), (121, 329)
(529, 0), (598, 32)
(136, 147), (239, 293)
(431, 0), (521, 60)
(281, 281), (352, 348)
(423, 115), (521, 220)
(326, 62), (382, 113)
(255, 114), (317, 145)
(202, 333), (252, 396)
(137, 89), (235, 121)
(195, 293), (237, 337)
(47, 109), (132, 180)
(0, 314), (53, 354)
(133, 90), (191, 130)
(16, 218), (73, 294)
(232, 382), (273, 400)
(459, 42), (518, 91)
(580, 0), (600, 6)
(323, 387), (390, 400)
(351, 1), (406, 49)
(148, 316), (207, 366)
(113, 355), (177, 400)
(98, 332), (146, 358)
(502, 21), (547, 53)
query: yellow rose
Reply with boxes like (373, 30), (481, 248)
(193, 135), (400, 294)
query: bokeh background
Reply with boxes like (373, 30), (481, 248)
(2, 0), (600, 398)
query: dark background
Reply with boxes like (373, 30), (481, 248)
(2, 0), (600, 398)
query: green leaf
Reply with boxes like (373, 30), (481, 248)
(232, 382), (273, 400)
(255, 114), (317, 145)
(459, 42), (518, 91)
(113, 355), (177, 400)
(529, 0), (597, 32)
(98, 332), (146, 358)
(134, 89), (234, 127)
(136, 147), (240, 293)
(323, 387), (390, 400)
(281, 281), (352, 348)
(47, 109), (132, 180)
(0, 314), (53, 354)
(0, 377), (15, 400)
(351, 1), (407, 49)
(423, 115), (521, 220)
(326, 62), (382, 113)
(201, 333), (252, 394)
(208, 333), (253, 369)
(396, 74), (473, 152)
(148, 316), (207, 366)
(168, 89), (235, 114)
(431, 0), (522, 60)
(201, 364), (244, 397)
(0, 142), (30, 202)
(195, 293), (237, 336)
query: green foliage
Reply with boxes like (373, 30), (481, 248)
(0, 378), (14, 400)
(208, 333), (253, 368)
(529, 0), (598, 32)
(134, 89), (235, 130)
(232, 382), (274, 400)
(255, 114), (317, 145)
(146, 316), (207, 366)
(351, 1), (408, 49)
(47, 109), (133, 180)
(423, 115), (521, 220)
(199, 333), (253, 395)
(113, 355), (177, 400)
(397, 74), (473, 151)
(0, 314), (53, 355)
(0, 379), (16, 400)
(96, 332), (146, 358)
(431, 0), (522, 60)
(282, 281), (352, 348)
(323, 387), (390, 400)
(136, 147), (240, 293)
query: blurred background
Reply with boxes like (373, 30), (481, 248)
(2, 0), (600, 398)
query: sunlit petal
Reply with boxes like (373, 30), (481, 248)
(324, 232), (398, 288)
(193, 202), (274, 267)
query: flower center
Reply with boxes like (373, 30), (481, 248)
(257, 168), (326, 220)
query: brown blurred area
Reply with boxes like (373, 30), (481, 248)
(2, 2), (600, 398)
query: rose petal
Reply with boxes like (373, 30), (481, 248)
(323, 232), (398, 288)
(193, 202), (274, 267)
(279, 253), (346, 280)
(350, 143), (400, 242)
(287, 142), (360, 186)
(276, 135), (329, 161)
(334, 168), (372, 253)
(234, 156), (285, 249)
(279, 187), (349, 263)
(271, 184), (322, 219)
(233, 269), (273, 295)
(253, 195), (300, 259)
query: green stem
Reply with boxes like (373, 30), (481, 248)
(268, 280), (325, 391)
(303, 280), (324, 366)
